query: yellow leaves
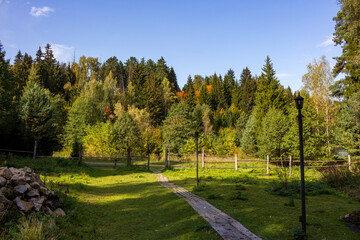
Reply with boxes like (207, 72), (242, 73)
(219, 108), (226, 115)
(206, 85), (212, 93)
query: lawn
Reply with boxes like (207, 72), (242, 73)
(162, 168), (360, 240)
(45, 166), (220, 240)
(2, 154), (360, 239)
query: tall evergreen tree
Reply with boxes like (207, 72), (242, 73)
(254, 57), (285, 141)
(168, 67), (180, 92)
(238, 67), (257, 114)
(223, 69), (236, 107)
(332, 0), (360, 98)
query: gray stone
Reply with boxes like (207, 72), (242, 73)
(20, 200), (34, 212)
(25, 176), (31, 183)
(30, 182), (40, 189)
(0, 177), (6, 187)
(39, 186), (49, 196)
(14, 197), (25, 211)
(0, 168), (13, 180)
(53, 208), (66, 217)
(44, 206), (53, 215)
(27, 189), (40, 197)
(10, 175), (26, 185)
(14, 185), (28, 194)
(0, 192), (10, 204)
(9, 168), (19, 175)
(0, 187), (6, 194)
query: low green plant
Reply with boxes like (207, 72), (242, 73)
(321, 165), (360, 200)
(291, 227), (306, 240)
(10, 215), (58, 240)
(207, 193), (223, 200)
(266, 180), (337, 197)
(284, 196), (295, 207)
(229, 191), (248, 201)
(193, 184), (207, 192)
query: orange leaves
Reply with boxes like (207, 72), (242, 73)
(176, 91), (188, 101)
(206, 85), (212, 93)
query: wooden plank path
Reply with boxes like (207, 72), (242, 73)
(153, 171), (261, 240)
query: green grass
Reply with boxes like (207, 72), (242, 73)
(162, 168), (360, 240)
(2, 154), (360, 239)
(45, 167), (220, 239)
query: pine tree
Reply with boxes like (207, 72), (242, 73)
(11, 51), (33, 100)
(238, 67), (257, 113)
(223, 69), (236, 107)
(254, 57), (285, 142)
(332, 0), (360, 98)
(184, 75), (196, 108)
(168, 67), (180, 92)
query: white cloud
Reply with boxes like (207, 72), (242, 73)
(316, 36), (334, 48)
(276, 73), (291, 78)
(30, 6), (54, 17)
(51, 44), (75, 63)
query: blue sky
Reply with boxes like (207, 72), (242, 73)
(0, 0), (342, 91)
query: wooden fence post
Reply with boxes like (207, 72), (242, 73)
(348, 155), (351, 172)
(168, 140), (171, 168)
(33, 141), (37, 160)
(289, 156), (292, 177)
(148, 152), (150, 170)
(164, 147), (168, 168)
(78, 144), (82, 166)
(114, 159), (117, 168)
(127, 147), (131, 166)
(235, 154), (238, 170)
(202, 148), (205, 168)
(266, 155), (269, 175)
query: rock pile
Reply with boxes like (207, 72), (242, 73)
(0, 167), (65, 217)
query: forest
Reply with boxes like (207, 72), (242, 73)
(0, 1), (359, 161)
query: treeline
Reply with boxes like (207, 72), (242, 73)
(0, 1), (359, 160)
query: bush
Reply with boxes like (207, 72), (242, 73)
(266, 180), (337, 197)
(321, 165), (360, 200)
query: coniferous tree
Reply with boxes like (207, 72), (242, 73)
(223, 69), (236, 107)
(332, 0), (360, 98)
(162, 101), (196, 153)
(184, 75), (196, 108)
(238, 67), (257, 114)
(168, 67), (180, 92)
(254, 56), (285, 141)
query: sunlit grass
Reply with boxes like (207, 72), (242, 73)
(163, 168), (360, 240)
(46, 167), (220, 240)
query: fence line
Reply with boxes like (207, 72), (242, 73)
(2, 144), (357, 176)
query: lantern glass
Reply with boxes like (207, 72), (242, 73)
(295, 94), (304, 110)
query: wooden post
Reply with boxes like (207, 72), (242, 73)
(147, 152), (150, 170)
(348, 155), (351, 172)
(33, 141), (38, 160)
(289, 156), (292, 177)
(235, 154), (238, 170)
(114, 159), (117, 168)
(168, 140), (171, 168)
(164, 147), (168, 168)
(266, 155), (270, 175)
(202, 148), (205, 168)
(78, 144), (82, 166)
(127, 147), (131, 166)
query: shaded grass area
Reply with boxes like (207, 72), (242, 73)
(1, 155), (220, 239)
(44, 167), (220, 239)
(163, 168), (360, 240)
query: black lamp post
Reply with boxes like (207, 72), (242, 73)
(295, 93), (306, 234)
(195, 131), (199, 187)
